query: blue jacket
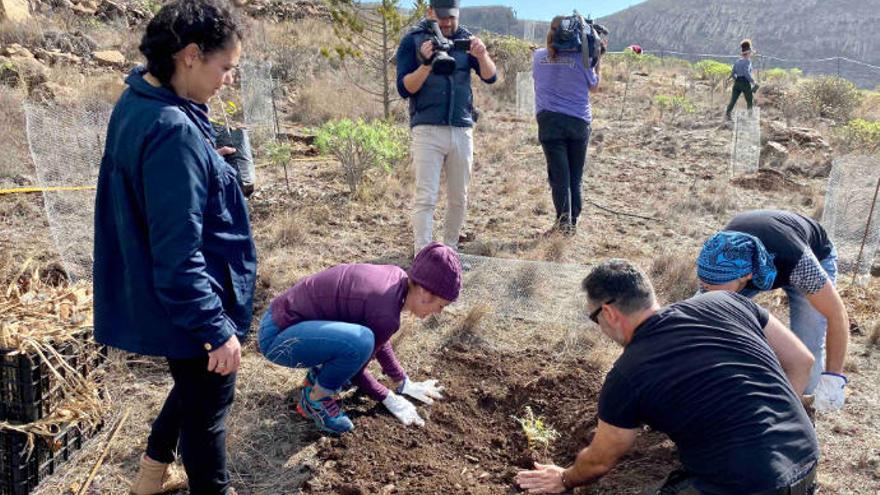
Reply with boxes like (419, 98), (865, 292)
(395, 19), (496, 128)
(93, 67), (257, 359)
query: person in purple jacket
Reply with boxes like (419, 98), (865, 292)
(257, 242), (461, 434)
(532, 15), (603, 236)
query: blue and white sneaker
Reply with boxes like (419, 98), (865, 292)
(296, 386), (354, 434)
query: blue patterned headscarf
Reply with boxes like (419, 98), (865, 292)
(697, 231), (777, 290)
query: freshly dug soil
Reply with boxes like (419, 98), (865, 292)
(302, 344), (680, 494)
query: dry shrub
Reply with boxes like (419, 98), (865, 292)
(668, 180), (735, 219)
(0, 18), (46, 47)
(289, 72), (383, 125)
(0, 87), (30, 179)
(650, 250), (698, 304)
(266, 212), (308, 250)
(260, 19), (334, 86)
(793, 76), (863, 123)
(482, 34), (533, 102)
(444, 303), (492, 347)
(869, 320), (880, 349)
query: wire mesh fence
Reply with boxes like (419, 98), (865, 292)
(515, 71), (534, 117)
(453, 254), (592, 326)
(730, 107), (760, 176)
(240, 58), (277, 145)
(398, 254), (597, 359)
(24, 102), (112, 281)
(821, 155), (880, 286)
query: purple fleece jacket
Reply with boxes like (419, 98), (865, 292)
(269, 264), (409, 401)
(532, 47), (599, 123)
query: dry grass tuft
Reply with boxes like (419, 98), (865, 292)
(543, 236), (567, 262)
(869, 320), (880, 349)
(0, 87), (30, 179)
(649, 250), (698, 304)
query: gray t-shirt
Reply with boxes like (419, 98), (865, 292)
(732, 58), (754, 83)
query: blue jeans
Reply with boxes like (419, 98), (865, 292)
(741, 248), (838, 394)
(257, 310), (374, 393)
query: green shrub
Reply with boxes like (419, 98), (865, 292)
(654, 94), (696, 119)
(483, 33), (533, 102)
(314, 118), (408, 194)
(837, 118), (880, 152)
(693, 59), (730, 86)
(798, 76), (863, 122)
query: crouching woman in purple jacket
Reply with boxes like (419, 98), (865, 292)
(257, 242), (461, 434)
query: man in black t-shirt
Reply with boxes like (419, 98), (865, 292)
(516, 259), (819, 495)
(697, 210), (849, 412)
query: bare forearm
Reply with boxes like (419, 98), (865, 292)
(477, 55), (496, 81)
(825, 313), (849, 374)
(562, 446), (614, 488)
(404, 65), (431, 94)
(784, 359), (812, 395)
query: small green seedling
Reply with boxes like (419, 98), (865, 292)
(513, 406), (560, 453)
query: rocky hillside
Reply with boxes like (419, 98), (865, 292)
(601, 0), (878, 63)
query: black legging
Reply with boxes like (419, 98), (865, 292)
(726, 77), (754, 116)
(537, 110), (591, 225)
(146, 357), (236, 495)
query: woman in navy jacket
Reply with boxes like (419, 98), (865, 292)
(93, 1), (255, 493)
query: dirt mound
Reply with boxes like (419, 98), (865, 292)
(731, 168), (805, 192)
(302, 344), (679, 494)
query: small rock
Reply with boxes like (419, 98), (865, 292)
(0, 0), (30, 22)
(464, 454), (479, 463)
(70, 3), (96, 14)
(91, 50), (126, 67)
(761, 141), (789, 168)
(3, 43), (33, 59)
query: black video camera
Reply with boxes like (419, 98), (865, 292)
(423, 19), (471, 75)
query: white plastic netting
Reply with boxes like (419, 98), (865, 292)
(515, 71), (535, 117)
(25, 101), (112, 281)
(821, 155), (880, 286)
(730, 107), (760, 175)
(240, 58), (277, 143)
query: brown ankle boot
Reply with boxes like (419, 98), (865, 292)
(129, 455), (188, 495)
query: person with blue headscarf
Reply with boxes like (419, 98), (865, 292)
(697, 210), (849, 413)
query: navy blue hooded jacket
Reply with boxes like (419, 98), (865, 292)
(93, 67), (257, 359)
(395, 19), (496, 128)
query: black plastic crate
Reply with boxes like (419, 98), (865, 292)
(0, 329), (106, 423)
(0, 420), (101, 495)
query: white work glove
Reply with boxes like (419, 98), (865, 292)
(814, 372), (847, 412)
(381, 392), (425, 427)
(398, 377), (444, 405)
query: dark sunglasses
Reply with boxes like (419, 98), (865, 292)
(589, 299), (615, 324)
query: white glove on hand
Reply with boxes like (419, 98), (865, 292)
(382, 392), (425, 427)
(398, 377), (444, 405)
(814, 372), (847, 412)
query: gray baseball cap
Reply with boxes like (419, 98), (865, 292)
(430, 0), (459, 18)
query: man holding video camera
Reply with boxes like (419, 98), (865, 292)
(396, 0), (496, 255)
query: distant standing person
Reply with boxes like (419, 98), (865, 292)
(532, 15), (603, 235)
(725, 38), (758, 120)
(93, 1), (256, 494)
(395, 0), (497, 255)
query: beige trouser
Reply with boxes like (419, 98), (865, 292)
(411, 124), (474, 253)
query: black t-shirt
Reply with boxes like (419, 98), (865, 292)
(598, 292), (819, 494)
(725, 210), (834, 292)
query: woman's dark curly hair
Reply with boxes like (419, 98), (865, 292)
(139, 0), (243, 86)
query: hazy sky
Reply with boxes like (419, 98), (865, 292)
(462, 1), (646, 21)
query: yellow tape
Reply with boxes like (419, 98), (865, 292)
(0, 186), (97, 195)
